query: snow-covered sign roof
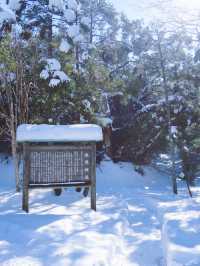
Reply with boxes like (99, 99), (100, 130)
(16, 124), (103, 143)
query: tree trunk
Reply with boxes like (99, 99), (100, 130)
(10, 99), (20, 192)
(157, 30), (178, 194)
(47, 15), (53, 57)
(75, 10), (80, 72)
(89, 1), (94, 44)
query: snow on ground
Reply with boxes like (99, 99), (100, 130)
(0, 155), (200, 266)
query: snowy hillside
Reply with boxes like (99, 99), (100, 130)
(0, 157), (200, 266)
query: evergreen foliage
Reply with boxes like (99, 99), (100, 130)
(0, 0), (200, 183)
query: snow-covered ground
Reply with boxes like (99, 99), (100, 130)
(0, 156), (200, 266)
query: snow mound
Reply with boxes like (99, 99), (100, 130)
(162, 210), (200, 266)
(16, 124), (103, 142)
(1, 158), (200, 265)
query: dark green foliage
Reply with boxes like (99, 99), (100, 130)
(1, 0), (200, 181)
(110, 96), (168, 164)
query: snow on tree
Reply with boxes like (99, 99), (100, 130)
(0, 3), (16, 26)
(40, 58), (70, 86)
(64, 8), (76, 22)
(59, 39), (71, 53)
(67, 0), (79, 10)
(0, 0), (23, 33)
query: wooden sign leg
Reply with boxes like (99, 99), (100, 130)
(91, 144), (96, 211)
(22, 144), (30, 213)
(22, 182), (29, 213)
(91, 184), (96, 211)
